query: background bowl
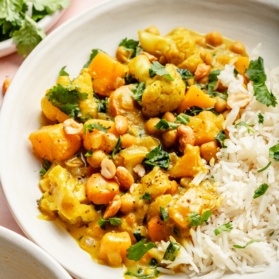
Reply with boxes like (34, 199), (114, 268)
(0, 0), (278, 278)
(0, 226), (72, 279)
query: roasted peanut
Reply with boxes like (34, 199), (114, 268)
(103, 195), (122, 219)
(194, 63), (211, 80)
(101, 157), (116, 179)
(115, 115), (129, 135)
(87, 150), (106, 168)
(116, 166), (134, 189)
(133, 164), (146, 178)
(227, 92), (251, 109)
(63, 118), (83, 135)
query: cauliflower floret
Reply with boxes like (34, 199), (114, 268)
(141, 63), (186, 117)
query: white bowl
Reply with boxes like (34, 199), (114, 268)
(0, 0), (279, 278)
(0, 226), (72, 279)
(0, 10), (64, 58)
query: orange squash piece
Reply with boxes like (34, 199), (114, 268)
(88, 52), (126, 96)
(234, 56), (250, 76)
(177, 85), (215, 112)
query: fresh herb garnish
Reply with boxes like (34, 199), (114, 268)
(98, 217), (122, 229)
(235, 121), (254, 134)
(188, 210), (212, 227)
(83, 123), (108, 134)
(111, 136), (122, 158)
(141, 192), (152, 202)
(39, 158), (51, 176)
(253, 183), (269, 199)
(133, 231), (142, 242)
(93, 93), (108, 113)
(126, 241), (156, 261)
(59, 66), (69, 77)
(269, 144), (279, 161)
(214, 222), (233, 236)
(163, 241), (181, 261)
(207, 69), (221, 96)
(215, 130), (227, 148)
(175, 113), (190, 124)
(258, 113), (264, 124)
(85, 149), (93, 157)
(149, 61), (173, 81)
(119, 37), (142, 58)
(246, 57), (277, 107)
(257, 161), (271, 173)
(233, 239), (260, 249)
(155, 119), (179, 130)
(185, 106), (217, 116)
(142, 145), (170, 169)
(176, 68), (194, 80)
(132, 82), (146, 103)
(160, 207), (169, 222)
(46, 84), (88, 120)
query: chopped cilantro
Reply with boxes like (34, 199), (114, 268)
(185, 106), (217, 116)
(119, 37), (142, 58)
(253, 183), (269, 199)
(132, 82), (146, 103)
(246, 57), (277, 107)
(214, 222), (233, 236)
(133, 231), (142, 242)
(111, 136), (122, 158)
(163, 241), (181, 261)
(142, 145), (170, 169)
(83, 123), (108, 134)
(85, 149), (93, 157)
(176, 68), (194, 80)
(233, 239), (260, 249)
(269, 144), (279, 161)
(149, 61), (173, 81)
(257, 161), (271, 173)
(59, 66), (69, 77)
(175, 113), (190, 125)
(188, 210), (212, 227)
(98, 217), (122, 229)
(126, 241), (156, 261)
(269, 231), (274, 237)
(93, 93), (108, 113)
(258, 113), (264, 124)
(160, 207), (169, 222)
(155, 119), (179, 130)
(207, 69), (221, 96)
(46, 84), (88, 120)
(235, 121), (254, 134)
(141, 192), (151, 202)
(215, 130), (227, 148)
(39, 158), (51, 176)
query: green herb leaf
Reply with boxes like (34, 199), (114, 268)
(142, 145), (170, 169)
(214, 222), (233, 236)
(141, 192), (152, 202)
(215, 130), (227, 148)
(258, 113), (264, 124)
(85, 149), (93, 157)
(98, 217), (122, 229)
(111, 136), (122, 158)
(30, 0), (71, 14)
(46, 84), (88, 120)
(126, 241), (156, 261)
(175, 113), (190, 125)
(176, 68), (194, 80)
(208, 69), (221, 82)
(93, 93), (108, 113)
(39, 158), (51, 176)
(133, 231), (142, 242)
(160, 207), (169, 222)
(83, 123), (108, 134)
(253, 183), (269, 199)
(246, 57), (277, 107)
(163, 241), (181, 261)
(188, 210), (212, 227)
(119, 37), (139, 49)
(149, 61), (173, 81)
(155, 119), (179, 130)
(235, 121), (254, 134)
(132, 82), (146, 103)
(257, 161), (271, 173)
(185, 106), (217, 116)
(233, 239), (260, 249)
(269, 231), (274, 237)
(269, 144), (279, 161)
(59, 66), (69, 77)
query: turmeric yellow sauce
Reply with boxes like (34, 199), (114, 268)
(29, 26), (251, 278)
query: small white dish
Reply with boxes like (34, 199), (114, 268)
(0, 10), (64, 58)
(0, 0), (278, 278)
(0, 226), (72, 279)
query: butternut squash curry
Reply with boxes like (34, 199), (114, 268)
(29, 26), (254, 277)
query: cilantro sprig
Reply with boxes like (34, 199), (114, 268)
(234, 121), (254, 134)
(83, 122), (108, 134)
(155, 113), (190, 130)
(214, 222), (233, 236)
(126, 241), (156, 261)
(246, 57), (277, 107)
(253, 183), (269, 199)
(215, 130), (227, 148)
(132, 82), (146, 103)
(269, 144), (279, 161)
(163, 241), (181, 261)
(98, 217), (122, 229)
(142, 145), (170, 169)
(233, 239), (260, 249)
(149, 61), (173, 81)
(119, 37), (142, 59)
(188, 210), (212, 227)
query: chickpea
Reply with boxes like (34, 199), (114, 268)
(162, 111), (176, 122)
(87, 150), (106, 169)
(115, 115), (129, 135)
(205, 31), (223, 46)
(144, 117), (161, 135)
(230, 41), (246, 56)
(162, 129), (178, 147)
(214, 97), (227, 113)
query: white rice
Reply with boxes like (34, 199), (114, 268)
(161, 53), (279, 277)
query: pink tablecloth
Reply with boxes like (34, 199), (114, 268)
(0, 0), (103, 236)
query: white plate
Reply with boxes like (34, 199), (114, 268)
(0, 0), (279, 278)
(0, 10), (64, 58)
(0, 226), (72, 279)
